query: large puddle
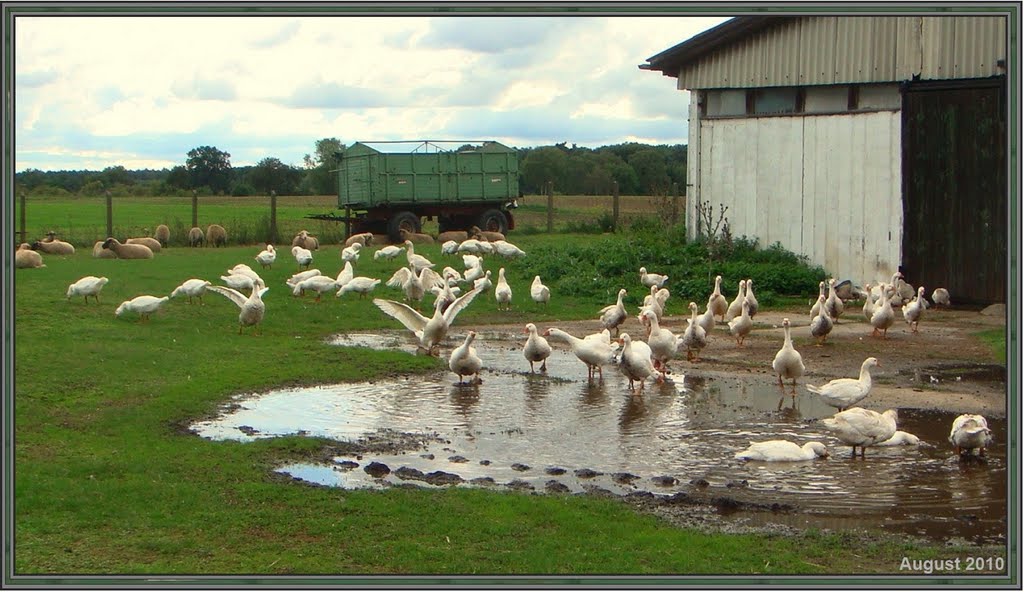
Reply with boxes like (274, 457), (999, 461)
(191, 332), (1007, 545)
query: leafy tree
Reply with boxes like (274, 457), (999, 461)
(186, 145), (233, 194)
(628, 148), (671, 195)
(302, 137), (344, 196)
(248, 157), (301, 195)
(100, 165), (132, 187)
(521, 147), (569, 193)
(165, 165), (190, 190)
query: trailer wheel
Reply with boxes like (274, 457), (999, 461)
(388, 211), (421, 242)
(476, 209), (508, 235)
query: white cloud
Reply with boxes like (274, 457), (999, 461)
(13, 13), (730, 171)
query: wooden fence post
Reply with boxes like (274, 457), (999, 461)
(612, 181), (620, 232)
(191, 190), (198, 229)
(19, 192), (26, 245)
(269, 191), (278, 244)
(671, 182), (679, 225)
(105, 190), (113, 238)
(546, 181), (554, 233)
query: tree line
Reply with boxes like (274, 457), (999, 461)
(14, 139), (687, 198)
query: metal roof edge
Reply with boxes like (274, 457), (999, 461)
(640, 16), (792, 77)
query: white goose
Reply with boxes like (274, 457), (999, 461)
(639, 266), (668, 289)
(449, 331), (483, 385)
(617, 333), (657, 393)
(744, 278), (759, 318)
(708, 275), (729, 321)
(902, 286), (927, 333)
(473, 270), (493, 292)
(809, 281), (827, 319)
(530, 276), (550, 306)
(735, 440), (829, 462)
(464, 262), (486, 284)
(697, 296), (716, 336)
(207, 279), (269, 335)
(823, 407), (899, 458)
(228, 264), (264, 284)
(291, 274), (339, 302)
(404, 240), (435, 272)
(373, 286), (483, 355)
(115, 295), (169, 322)
(291, 245), (313, 270)
(67, 276), (109, 303)
(170, 278), (211, 305)
(861, 283), (876, 322)
(825, 278), (844, 322)
(725, 279), (746, 321)
(772, 318), (805, 395)
(374, 245), (406, 261)
(523, 323), (552, 373)
(287, 269), (321, 290)
(254, 244), (276, 269)
(870, 283), (896, 339)
(387, 265), (428, 306)
(876, 430), (921, 447)
(638, 285), (665, 321)
(598, 288), (628, 336)
(341, 242), (363, 263)
(493, 240), (526, 259)
(494, 268), (513, 311)
(220, 273), (256, 293)
(949, 414), (993, 456)
(336, 261), (354, 288)
(806, 357), (879, 411)
(440, 240), (459, 255)
(543, 327), (617, 381)
(810, 295), (834, 345)
(336, 276), (381, 299)
(681, 302), (708, 361)
(642, 309), (681, 370)
(728, 299), (753, 346)
(931, 287), (951, 307)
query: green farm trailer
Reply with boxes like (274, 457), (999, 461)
(318, 140), (520, 242)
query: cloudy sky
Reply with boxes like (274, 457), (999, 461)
(14, 12), (731, 172)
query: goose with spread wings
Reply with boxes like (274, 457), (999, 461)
(373, 286), (484, 355)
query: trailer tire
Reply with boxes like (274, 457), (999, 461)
(388, 211), (421, 242)
(476, 209), (508, 235)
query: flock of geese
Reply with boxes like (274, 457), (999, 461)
(58, 236), (992, 463)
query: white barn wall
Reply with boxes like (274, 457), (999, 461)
(695, 111), (901, 284)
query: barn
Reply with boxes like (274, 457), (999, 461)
(641, 15), (1008, 304)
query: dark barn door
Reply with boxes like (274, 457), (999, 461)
(901, 78), (1007, 305)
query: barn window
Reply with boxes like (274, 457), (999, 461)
(859, 83), (901, 109)
(751, 88), (798, 114)
(804, 86), (850, 112)
(705, 89), (747, 116)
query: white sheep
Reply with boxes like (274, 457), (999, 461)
(154, 224), (170, 247)
(206, 224), (227, 248)
(15, 244), (45, 268)
(102, 237), (154, 259)
(34, 235), (76, 255)
(188, 227), (205, 247)
(292, 230), (319, 251)
(126, 237), (162, 252)
(92, 241), (117, 259)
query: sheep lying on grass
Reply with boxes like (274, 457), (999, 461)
(15, 244), (45, 268)
(126, 237), (162, 252)
(188, 227), (205, 247)
(399, 228), (434, 245)
(206, 224), (227, 248)
(470, 225), (505, 242)
(67, 276), (109, 303)
(35, 233), (76, 255)
(154, 224), (170, 247)
(344, 232), (373, 248)
(92, 241), (117, 259)
(102, 238), (154, 259)
(437, 230), (469, 243)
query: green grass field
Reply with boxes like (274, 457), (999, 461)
(11, 235), (1003, 579)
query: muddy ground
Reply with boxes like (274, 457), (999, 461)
(483, 301), (1008, 418)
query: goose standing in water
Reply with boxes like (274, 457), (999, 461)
(617, 333), (658, 393)
(449, 331), (483, 385)
(823, 407), (899, 458)
(772, 318), (805, 395)
(374, 287), (483, 356)
(806, 357), (879, 411)
(949, 414), (993, 457)
(543, 327), (617, 381)
(522, 323), (552, 373)
(681, 302), (708, 361)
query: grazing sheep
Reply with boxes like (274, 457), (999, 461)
(344, 232), (374, 248)
(102, 237), (154, 259)
(92, 241), (118, 259)
(67, 276), (109, 303)
(154, 224), (170, 247)
(15, 244), (45, 268)
(470, 225), (505, 242)
(188, 227), (205, 247)
(206, 224), (227, 248)
(126, 237), (162, 252)
(291, 230), (319, 251)
(438, 230), (469, 243)
(398, 228), (435, 245)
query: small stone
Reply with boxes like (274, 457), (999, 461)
(651, 475), (678, 487)
(574, 468), (601, 479)
(689, 478), (710, 488)
(506, 479), (535, 491)
(424, 471), (463, 486)
(335, 460), (359, 470)
(511, 463), (531, 472)
(544, 467), (567, 475)
(726, 479), (749, 489)
(448, 455), (469, 463)
(612, 472), (640, 484)
(545, 480), (571, 493)
(479, 459), (492, 466)
(420, 453), (435, 460)
(470, 477), (496, 486)
(363, 461), (391, 478)
(394, 467), (426, 480)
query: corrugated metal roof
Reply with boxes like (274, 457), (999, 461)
(643, 15), (1007, 89)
